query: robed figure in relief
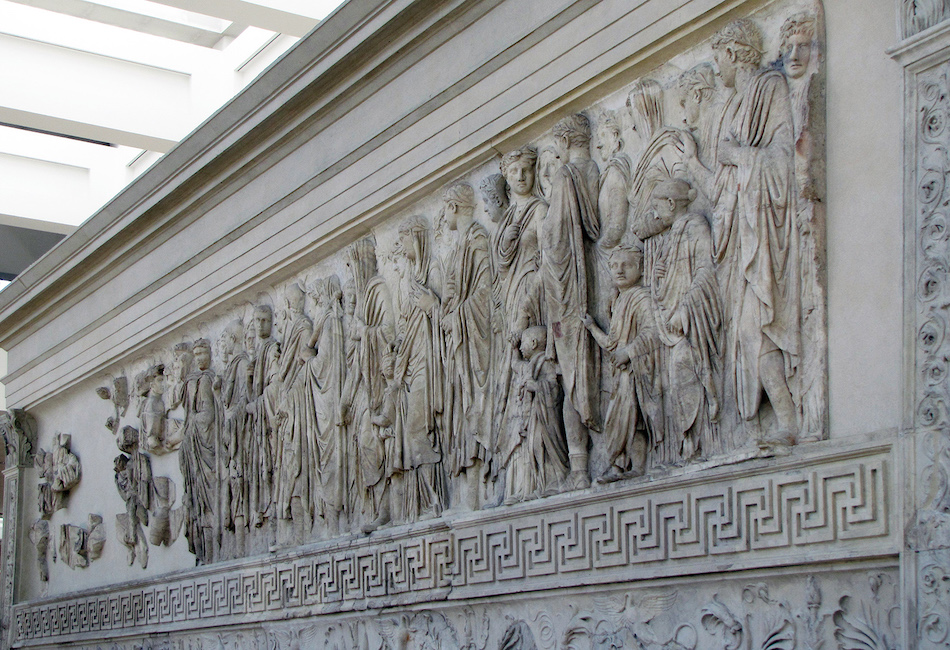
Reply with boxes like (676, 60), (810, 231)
(440, 183), (493, 509)
(492, 147), (547, 470)
(707, 19), (800, 443)
(179, 338), (220, 565)
(246, 304), (279, 530)
(273, 284), (315, 544)
(305, 276), (347, 537)
(540, 113), (601, 489)
(638, 180), (723, 459)
(392, 216), (447, 522)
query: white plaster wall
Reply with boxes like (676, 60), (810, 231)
(825, 0), (904, 437)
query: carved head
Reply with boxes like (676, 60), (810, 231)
(193, 338), (212, 372)
(244, 324), (257, 353)
(479, 173), (509, 223)
(315, 275), (343, 310)
(519, 325), (547, 361)
(551, 113), (592, 159)
(537, 146), (559, 201)
(254, 305), (274, 340)
(397, 216), (432, 283)
(441, 182), (476, 231)
(501, 146), (539, 200)
(345, 236), (379, 296)
(712, 19), (764, 86)
(595, 110), (624, 162)
(172, 342), (194, 381)
(284, 283), (306, 316)
(342, 279), (357, 317)
(626, 79), (664, 143)
(779, 13), (817, 79)
(677, 63), (716, 130)
(218, 319), (244, 363)
(608, 245), (644, 290)
(145, 364), (165, 397)
(651, 178), (696, 228)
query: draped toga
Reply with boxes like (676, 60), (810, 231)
(712, 68), (800, 421)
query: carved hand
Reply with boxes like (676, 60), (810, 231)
(413, 286), (438, 311)
(613, 348), (631, 368)
(668, 310), (685, 336)
(718, 136), (742, 166)
(503, 224), (519, 248)
(680, 131), (698, 160)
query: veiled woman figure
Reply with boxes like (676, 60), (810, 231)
(491, 147), (548, 463)
(392, 216), (446, 522)
(304, 276), (347, 537)
(342, 237), (396, 533)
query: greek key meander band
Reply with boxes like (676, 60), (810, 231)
(13, 448), (891, 643)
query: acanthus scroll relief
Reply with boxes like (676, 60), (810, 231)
(913, 58), (950, 650)
(19, 570), (899, 649)
(17, 0), (835, 593)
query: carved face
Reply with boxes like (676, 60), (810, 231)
(504, 159), (535, 199)
(344, 290), (356, 317)
(217, 333), (235, 363)
(783, 33), (812, 79)
(609, 251), (642, 289)
(681, 90), (702, 129)
(652, 194), (679, 228)
(715, 48), (737, 88)
(538, 149), (559, 200)
(255, 309), (273, 339)
(519, 330), (544, 360)
(398, 230), (416, 262)
(554, 135), (570, 163)
(480, 185), (506, 223)
(443, 200), (458, 231)
(172, 350), (193, 381)
(150, 374), (165, 396)
(595, 125), (620, 162)
(194, 345), (211, 372)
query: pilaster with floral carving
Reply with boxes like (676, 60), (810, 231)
(891, 14), (950, 649)
(0, 409), (35, 650)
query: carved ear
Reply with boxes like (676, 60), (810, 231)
(688, 189), (698, 202)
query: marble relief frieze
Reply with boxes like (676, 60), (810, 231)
(58, 2), (830, 572)
(12, 443), (892, 644)
(6, 2), (854, 644)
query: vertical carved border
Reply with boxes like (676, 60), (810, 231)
(1, 470), (19, 648)
(0, 409), (35, 650)
(890, 20), (950, 650)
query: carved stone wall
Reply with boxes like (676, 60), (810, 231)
(0, 0), (911, 646)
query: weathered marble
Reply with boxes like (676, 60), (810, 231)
(0, 0), (920, 645)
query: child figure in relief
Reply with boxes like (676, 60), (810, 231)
(582, 245), (663, 481)
(500, 325), (569, 504)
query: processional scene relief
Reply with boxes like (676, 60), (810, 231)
(74, 5), (826, 567)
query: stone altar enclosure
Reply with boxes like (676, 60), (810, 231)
(0, 0), (941, 647)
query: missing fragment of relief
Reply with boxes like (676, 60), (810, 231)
(62, 1), (827, 570)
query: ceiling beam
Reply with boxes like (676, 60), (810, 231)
(146, 0), (319, 37)
(0, 34), (192, 152)
(5, 0), (227, 47)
